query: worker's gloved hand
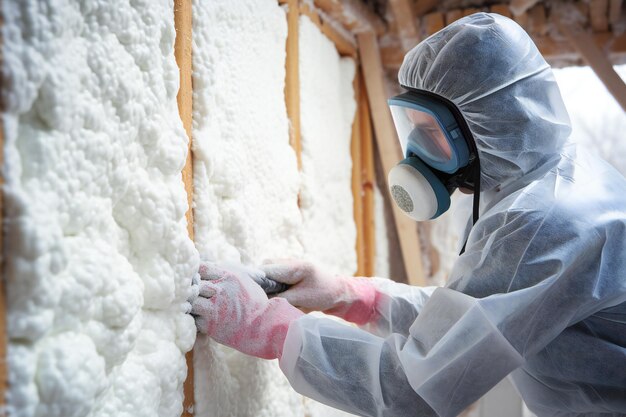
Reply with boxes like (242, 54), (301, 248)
(183, 272), (201, 314)
(260, 260), (378, 325)
(191, 262), (303, 360)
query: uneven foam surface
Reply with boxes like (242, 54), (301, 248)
(299, 15), (357, 276)
(298, 15), (358, 417)
(2, 1), (198, 416)
(191, 1), (304, 416)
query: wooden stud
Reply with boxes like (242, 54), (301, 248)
(414, 0), (439, 18)
(351, 72), (365, 277)
(300, 2), (322, 27)
(359, 72), (376, 277)
(560, 23), (626, 112)
(490, 4), (513, 19)
(388, 0), (421, 52)
(513, 11), (529, 29)
(609, 0), (623, 27)
(286, 0), (302, 170)
(357, 31), (425, 286)
(462, 8), (481, 17)
(528, 4), (548, 36)
(423, 12), (445, 36)
(174, 0), (194, 416)
(590, 0), (610, 32)
(300, 3), (357, 57)
(314, 0), (342, 14)
(320, 23), (357, 58)
(445, 9), (464, 25)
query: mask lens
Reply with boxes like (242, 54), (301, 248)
(390, 105), (452, 163)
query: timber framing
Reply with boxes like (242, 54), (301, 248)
(379, 1), (626, 68)
(174, 0), (194, 416)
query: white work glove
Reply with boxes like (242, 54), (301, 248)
(183, 272), (200, 314)
(191, 262), (303, 359)
(260, 260), (378, 325)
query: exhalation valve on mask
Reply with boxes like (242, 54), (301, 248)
(388, 156), (451, 221)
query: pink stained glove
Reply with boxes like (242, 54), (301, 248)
(191, 262), (303, 360)
(260, 260), (379, 325)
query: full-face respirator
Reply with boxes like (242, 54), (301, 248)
(387, 88), (481, 224)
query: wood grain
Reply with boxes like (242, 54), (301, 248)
(388, 0), (420, 51)
(359, 72), (376, 277)
(174, 0), (194, 415)
(286, 0), (302, 171)
(357, 31), (425, 286)
(351, 71), (365, 276)
(561, 23), (626, 112)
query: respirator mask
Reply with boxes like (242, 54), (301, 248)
(387, 88), (481, 225)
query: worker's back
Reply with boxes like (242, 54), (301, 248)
(448, 144), (626, 416)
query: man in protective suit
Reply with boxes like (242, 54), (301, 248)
(192, 13), (626, 417)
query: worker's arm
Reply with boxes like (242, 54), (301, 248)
(261, 261), (437, 337)
(280, 288), (524, 417)
(279, 207), (619, 417)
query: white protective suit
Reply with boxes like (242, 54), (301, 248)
(278, 13), (626, 417)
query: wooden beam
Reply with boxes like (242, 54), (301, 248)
(314, 0), (342, 14)
(300, 2), (357, 57)
(359, 72), (376, 277)
(381, 30), (626, 68)
(389, 0), (420, 52)
(609, 0), (623, 27)
(509, 0), (540, 16)
(445, 9), (464, 26)
(326, 0), (387, 36)
(561, 24), (626, 112)
(575, 1), (591, 26)
(513, 11), (529, 29)
(462, 8), (481, 17)
(351, 72), (365, 277)
(300, 2), (322, 26)
(528, 4), (548, 36)
(357, 31), (425, 286)
(590, 0), (610, 32)
(490, 4), (513, 19)
(174, 0), (194, 416)
(414, 0), (439, 18)
(286, 0), (302, 170)
(423, 12), (445, 36)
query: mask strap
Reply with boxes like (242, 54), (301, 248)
(459, 160), (481, 255)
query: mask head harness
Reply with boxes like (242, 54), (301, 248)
(387, 87), (481, 252)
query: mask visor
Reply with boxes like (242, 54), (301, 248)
(389, 104), (453, 164)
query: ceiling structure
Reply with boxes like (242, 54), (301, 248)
(305, 0), (626, 110)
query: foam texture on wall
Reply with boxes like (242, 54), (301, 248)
(191, 1), (304, 416)
(298, 15), (358, 417)
(2, 1), (198, 416)
(298, 15), (357, 276)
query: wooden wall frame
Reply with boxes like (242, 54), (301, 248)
(174, 0), (195, 416)
(358, 31), (426, 286)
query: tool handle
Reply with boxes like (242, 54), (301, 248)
(253, 275), (291, 295)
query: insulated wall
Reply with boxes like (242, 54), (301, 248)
(191, 3), (358, 416)
(2, 1), (198, 416)
(298, 15), (358, 276)
(191, 1), (304, 416)
(298, 16), (358, 417)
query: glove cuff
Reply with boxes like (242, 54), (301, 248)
(325, 277), (379, 325)
(265, 297), (305, 360)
